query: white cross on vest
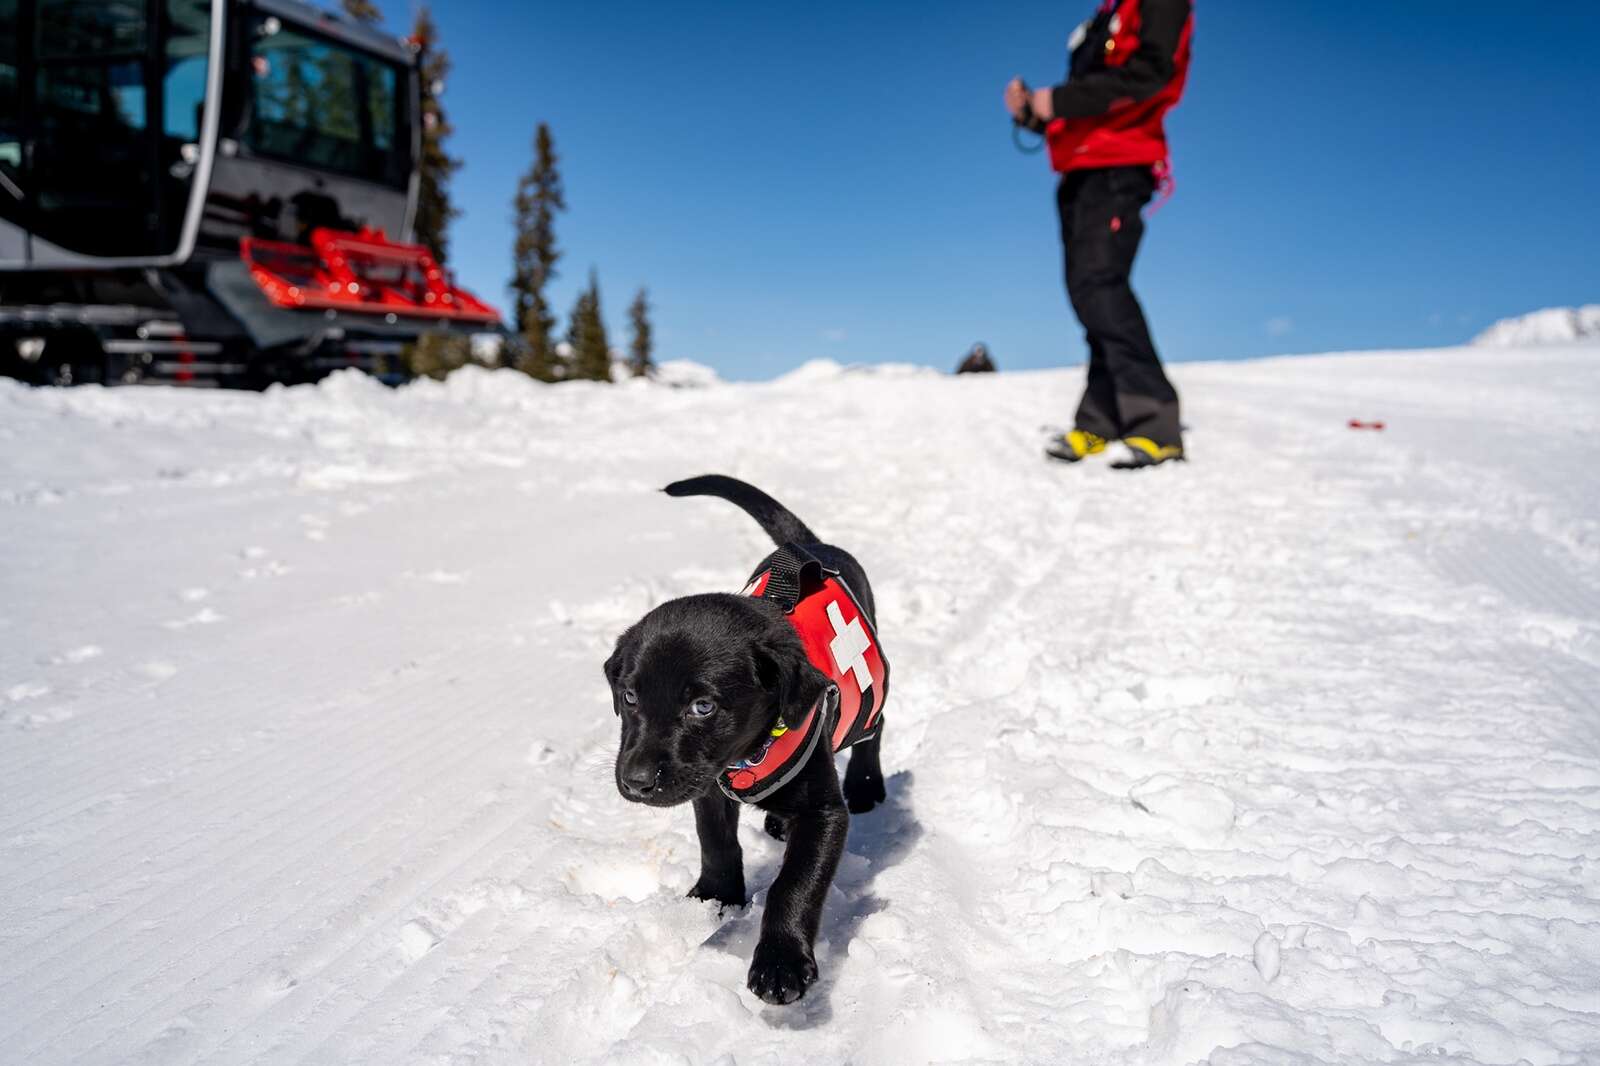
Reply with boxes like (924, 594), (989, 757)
(825, 600), (873, 691)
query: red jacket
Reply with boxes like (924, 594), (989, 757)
(1044, 0), (1193, 174)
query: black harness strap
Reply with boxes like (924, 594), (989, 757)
(755, 544), (826, 613)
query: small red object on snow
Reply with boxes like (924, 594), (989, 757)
(1348, 419), (1386, 431)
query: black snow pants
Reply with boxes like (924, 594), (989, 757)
(1057, 165), (1182, 448)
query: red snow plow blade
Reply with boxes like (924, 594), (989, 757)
(240, 228), (499, 325)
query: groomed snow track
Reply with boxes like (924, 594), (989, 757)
(1, 344), (1597, 1065)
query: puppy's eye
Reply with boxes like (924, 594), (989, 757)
(687, 697), (716, 718)
(621, 688), (638, 707)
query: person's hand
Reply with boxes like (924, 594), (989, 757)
(1005, 77), (1028, 121)
(1030, 87), (1055, 122)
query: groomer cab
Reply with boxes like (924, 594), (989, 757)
(0, 0), (499, 386)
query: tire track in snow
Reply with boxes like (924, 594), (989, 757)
(3, 679), (536, 1060)
(0, 544), (440, 827)
(168, 801), (554, 1066)
(0, 657), (487, 975)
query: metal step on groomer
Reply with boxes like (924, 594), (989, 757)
(112, 319), (243, 387)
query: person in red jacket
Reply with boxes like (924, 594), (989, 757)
(1006, 0), (1193, 468)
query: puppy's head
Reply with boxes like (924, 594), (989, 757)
(603, 593), (829, 807)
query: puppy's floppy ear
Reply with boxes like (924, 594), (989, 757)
(754, 633), (831, 721)
(603, 628), (640, 714)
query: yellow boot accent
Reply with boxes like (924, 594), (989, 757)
(1070, 430), (1108, 457)
(1121, 436), (1184, 466)
(1046, 429), (1108, 462)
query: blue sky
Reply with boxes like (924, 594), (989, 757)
(368, 1), (1599, 380)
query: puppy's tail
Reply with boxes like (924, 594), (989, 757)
(663, 474), (818, 546)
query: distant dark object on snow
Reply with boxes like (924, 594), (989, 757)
(956, 343), (997, 374)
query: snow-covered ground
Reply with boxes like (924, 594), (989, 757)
(2, 342), (1598, 1066)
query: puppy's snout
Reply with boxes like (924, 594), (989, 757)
(620, 761), (662, 798)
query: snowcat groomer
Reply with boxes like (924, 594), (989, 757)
(0, 0), (501, 387)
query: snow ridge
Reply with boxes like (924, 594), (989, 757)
(1472, 304), (1600, 347)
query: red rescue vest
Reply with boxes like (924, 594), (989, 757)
(718, 546), (889, 804)
(1046, 0), (1193, 174)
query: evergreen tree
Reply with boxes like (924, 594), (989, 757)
(341, 0), (381, 23)
(627, 288), (654, 378)
(510, 124), (565, 380)
(404, 331), (473, 380)
(265, 52), (312, 130)
(314, 50), (359, 144)
(410, 7), (459, 265)
(568, 272), (613, 382)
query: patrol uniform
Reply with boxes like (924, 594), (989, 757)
(1032, 0), (1193, 464)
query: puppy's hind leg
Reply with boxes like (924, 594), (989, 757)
(688, 794), (746, 908)
(843, 727), (887, 814)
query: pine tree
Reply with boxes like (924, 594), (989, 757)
(568, 272), (613, 382)
(314, 48), (359, 143)
(410, 7), (459, 265)
(341, 0), (381, 23)
(627, 288), (654, 378)
(279, 54), (312, 129)
(404, 331), (473, 380)
(510, 124), (565, 380)
(560, 289), (589, 381)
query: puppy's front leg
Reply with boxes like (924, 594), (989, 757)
(747, 800), (848, 1004)
(688, 793), (745, 907)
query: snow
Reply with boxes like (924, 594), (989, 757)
(646, 358), (722, 389)
(773, 358), (940, 385)
(2, 341), (1599, 1065)
(1472, 305), (1600, 347)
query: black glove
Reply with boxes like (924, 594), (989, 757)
(1015, 97), (1048, 134)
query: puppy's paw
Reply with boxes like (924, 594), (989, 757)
(686, 878), (745, 910)
(844, 775), (886, 815)
(747, 937), (818, 1005)
(764, 813), (788, 841)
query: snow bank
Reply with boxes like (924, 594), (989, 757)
(647, 358), (721, 388)
(1472, 304), (1600, 346)
(2, 344), (1599, 1065)
(602, 357), (720, 387)
(772, 357), (940, 385)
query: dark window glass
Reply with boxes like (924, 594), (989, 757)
(24, 0), (209, 258)
(0, 0), (22, 206)
(38, 0), (144, 59)
(163, 0), (209, 141)
(32, 53), (158, 254)
(367, 62), (394, 151)
(244, 21), (407, 187)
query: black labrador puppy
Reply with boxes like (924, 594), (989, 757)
(604, 474), (890, 1005)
